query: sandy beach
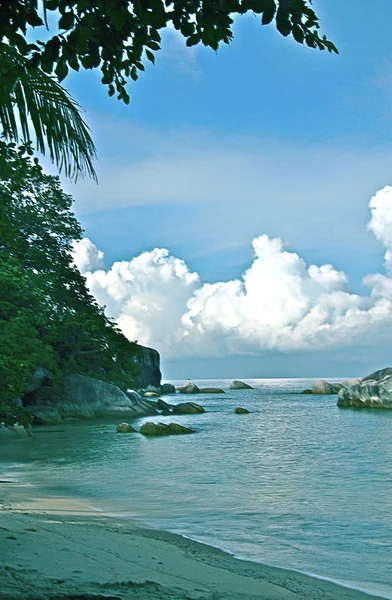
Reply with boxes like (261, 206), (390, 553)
(0, 480), (385, 600)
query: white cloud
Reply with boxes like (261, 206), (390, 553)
(368, 185), (392, 272)
(73, 186), (392, 358)
(72, 237), (104, 273)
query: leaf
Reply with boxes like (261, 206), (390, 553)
(131, 66), (138, 81)
(26, 12), (44, 27)
(186, 34), (201, 47)
(59, 12), (75, 30)
(146, 49), (155, 64)
(292, 24), (304, 44)
(55, 58), (69, 82)
(276, 11), (291, 37)
(261, 0), (276, 25)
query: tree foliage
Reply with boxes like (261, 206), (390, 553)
(0, 142), (140, 426)
(0, 44), (96, 181)
(1, 0), (338, 103)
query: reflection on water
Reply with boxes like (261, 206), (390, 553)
(2, 378), (392, 598)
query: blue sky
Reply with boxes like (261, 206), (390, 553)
(62, 1), (392, 379)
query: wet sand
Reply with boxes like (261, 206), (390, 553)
(0, 481), (385, 600)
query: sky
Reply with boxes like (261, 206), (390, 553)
(58, 0), (392, 379)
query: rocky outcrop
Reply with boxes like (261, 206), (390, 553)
(198, 388), (225, 394)
(133, 346), (161, 389)
(29, 375), (157, 425)
(160, 383), (176, 395)
(116, 422), (136, 433)
(177, 382), (200, 394)
(311, 380), (342, 395)
(310, 378), (361, 395)
(230, 380), (253, 390)
(172, 402), (205, 415)
(235, 407), (250, 414)
(140, 422), (194, 436)
(337, 368), (392, 408)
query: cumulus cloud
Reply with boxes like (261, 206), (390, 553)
(73, 186), (392, 358)
(72, 237), (104, 274)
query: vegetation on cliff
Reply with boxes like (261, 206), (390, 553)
(0, 142), (140, 426)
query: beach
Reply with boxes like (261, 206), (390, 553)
(0, 480), (385, 600)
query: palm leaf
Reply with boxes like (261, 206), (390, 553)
(0, 43), (97, 182)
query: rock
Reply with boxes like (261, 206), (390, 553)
(140, 422), (170, 436)
(24, 367), (53, 395)
(29, 406), (62, 425)
(172, 402), (205, 415)
(167, 423), (194, 434)
(177, 382), (200, 394)
(337, 368), (392, 408)
(26, 376), (158, 425)
(198, 388), (225, 394)
(160, 383), (176, 395)
(140, 422), (194, 436)
(133, 346), (162, 389)
(235, 407), (250, 414)
(0, 425), (31, 439)
(229, 380), (253, 390)
(116, 422), (136, 433)
(143, 391), (160, 398)
(340, 378), (361, 387)
(311, 380), (342, 395)
(157, 398), (174, 412)
(302, 389), (312, 394)
(145, 385), (161, 393)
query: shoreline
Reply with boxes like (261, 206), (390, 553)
(0, 480), (388, 600)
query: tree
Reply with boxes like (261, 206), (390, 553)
(0, 44), (96, 181)
(1, 1), (338, 104)
(0, 143), (140, 425)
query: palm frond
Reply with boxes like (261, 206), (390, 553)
(0, 43), (97, 182)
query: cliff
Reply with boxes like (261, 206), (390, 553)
(133, 346), (161, 389)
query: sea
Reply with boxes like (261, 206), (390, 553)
(1, 378), (392, 599)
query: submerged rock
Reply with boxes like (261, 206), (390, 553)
(172, 402), (205, 415)
(229, 380), (253, 390)
(177, 382), (200, 394)
(140, 422), (194, 436)
(116, 422), (136, 433)
(198, 388), (225, 394)
(338, 368), (392, 408)
(235, 407), (250, 414)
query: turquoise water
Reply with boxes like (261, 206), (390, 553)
(2, 378), (392, 598)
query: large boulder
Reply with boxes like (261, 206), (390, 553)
(337, 368), (392, 408)
(133, 346), (161, 389)
(161, 383), (176, 395)
(198, 388), (225, 394)
(177, 382), (200, 394)
(172, 402), (205, 415)
(311, 380), (342, 395)
(28, 376), (158, 425)
(229, 380), (253, 390)
(29, 406), (62, 425)
(140, 422), (194, 436)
